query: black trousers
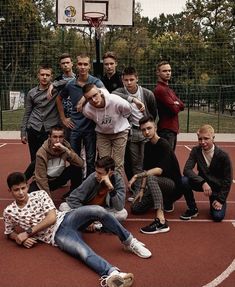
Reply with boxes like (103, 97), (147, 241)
(28, 165), (82, 194)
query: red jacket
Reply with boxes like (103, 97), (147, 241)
(154, 81), (184, 133)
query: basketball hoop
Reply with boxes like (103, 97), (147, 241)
(84, 12), (106, 39)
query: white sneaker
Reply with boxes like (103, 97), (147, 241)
(124, 238), (152, 259)
(59, 202), (72, 212)
(100, 270), (134, 287)
(127, 196), (134, 202)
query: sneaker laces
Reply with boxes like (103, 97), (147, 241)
(129, 238), (144, 251)
(99, 275), (108, 287)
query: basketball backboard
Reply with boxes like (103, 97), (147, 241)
(56, 0), (134, 26)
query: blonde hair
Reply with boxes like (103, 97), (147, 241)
(197, 124), (215, 137)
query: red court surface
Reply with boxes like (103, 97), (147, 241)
(0, 139), (235, 287)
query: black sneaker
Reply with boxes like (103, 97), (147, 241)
(140, 218), (170, 234)
(164, 203), (174, 213)
(180, 208), (199, 220)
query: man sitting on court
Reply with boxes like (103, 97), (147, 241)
(128, 115), (182, 234)
(29, 125), (83, 197)
(180, 124), (233, 222)
(4, 172), (151, 287)
(59, 156), (128, 222)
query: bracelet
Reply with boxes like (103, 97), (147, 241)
(136, 171), (148, 179)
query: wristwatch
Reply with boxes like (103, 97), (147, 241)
(25, 227), (33, 236)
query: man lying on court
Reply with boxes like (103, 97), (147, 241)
(3, 172), (151, 287)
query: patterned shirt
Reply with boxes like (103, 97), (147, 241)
(3, 190), (66, 245)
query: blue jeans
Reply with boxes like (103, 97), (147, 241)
(70, 130), (96, 176)
(182, 176), (227, 222)
(54, 205), (132, 276)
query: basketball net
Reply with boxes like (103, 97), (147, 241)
(84, 12), (106, 39)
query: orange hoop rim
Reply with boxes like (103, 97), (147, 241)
(83, 12), (105, 28)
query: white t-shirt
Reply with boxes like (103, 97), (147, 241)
(3, 190), (66, 246)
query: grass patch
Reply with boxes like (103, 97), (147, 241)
(2, 109), (25, 131)
(179, 110), (235, 133)
(1, 108), (235, 133)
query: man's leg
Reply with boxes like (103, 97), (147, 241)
(96, 132), (112, 157)
(157, 176), (181, 211)
(180, 176), (199, 220)
(127, 141), (144, 195)
(83, 130), (96, 177)
(55, 206), (151, 272)
(210, 198), (227, 222)
(105, 207), (128, 222)
(157, 129), (177, 151)
(49, 165), (82, 193)
(131, 188), (154, 214)
(111, 130), (129, 174)
(27, 127), (48, 161)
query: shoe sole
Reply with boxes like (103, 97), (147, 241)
(140, 226), (170, 235)
(180, 213), (199, 220)
(107, 273), (134, 287)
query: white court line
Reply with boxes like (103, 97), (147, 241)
(0, 143), (21, 145)
(184, 145), (192, 151)
(0, 143), (7, 148)
(202, 259), (235, 287)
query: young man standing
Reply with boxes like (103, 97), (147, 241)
(4, 172), (151, 287)
(129, 115), (182, 234)
(113, 67), (157, 196)
(82, 83), (132, 175)
(54, 53), (75, 138)
(59, 156), (128, 222)
(180, 124), (233, 222)
(29, 125), (83, 197)
(154, 61), (185, 151)
(21, 65), (60, 162)
(56, 54), (104, 177)
(101, 51), (123, 92)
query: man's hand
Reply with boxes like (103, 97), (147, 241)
(53, 142), (70, 153)
(47, 84), (54, 100)
(76, 96), (86, 112)
(212, 200), (222, 210)
(133, 190), (144, 203)
(21, 136), (28, 144)
(133, 98), (145, 112)
(202, 182), (212, 197)
(23, 238), (38, 249)
(15, 232), (29, 245)
(128, 175), (137, 190)
(62, 117), (75, 129)
(100, 171), (114, 191)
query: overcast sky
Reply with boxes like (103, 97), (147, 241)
(137, 0), (187, 19)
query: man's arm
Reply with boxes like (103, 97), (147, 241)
(20, 91), (33, 143)
(183, 147), (205, 185)
(102, 173), (126, 211)
(10, 209), (57, 246)
(56, 95), (75, 129)
(154, 87), (184, 114)
(34, 155), (51, 195)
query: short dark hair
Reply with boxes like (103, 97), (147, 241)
(102, 51), (117, 61)
(82, 83), (95, 95)
(122, 66), (137, 77)
(95, 156), (115, 172)
(7, 172), (27, 189)
(48, 125), (65, 136)
(157, 61), (170, 70)
(59, 53), (72, 62)
(139, 115), (155, 127)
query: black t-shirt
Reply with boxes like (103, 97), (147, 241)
(143, 138), (182, 186)
(101, 71), (123, 93)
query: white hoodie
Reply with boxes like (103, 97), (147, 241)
(83, 88), (131, 134)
